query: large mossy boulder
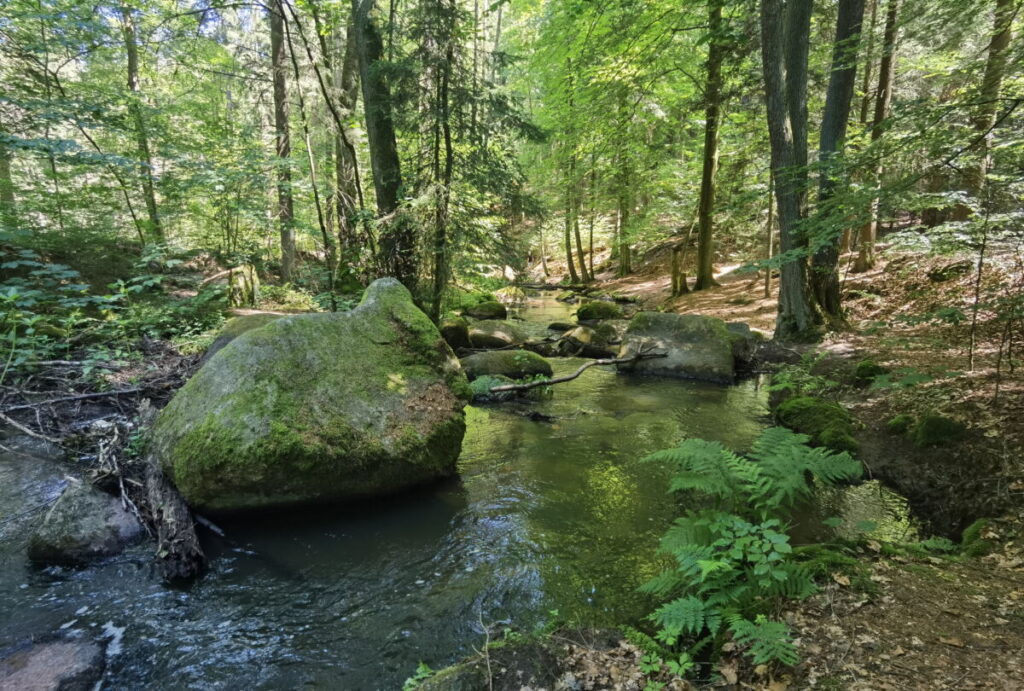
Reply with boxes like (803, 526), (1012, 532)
(468, 320), (526, 349)
(440, 315), (471, 350)
(460, 349), (553, 381)
(775, 395), (859, 454)
(200, 313), (284, 364)
(463, 300), (507, 320)
(576, 300), (623, 321)
(616, 312), (735, 383)
(150, 278), (472, 513)
(27, 481), (142, 566)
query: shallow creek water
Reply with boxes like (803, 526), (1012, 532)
(0, 292), (912, 689)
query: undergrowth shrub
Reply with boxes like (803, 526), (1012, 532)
(641, 427), (862, 671)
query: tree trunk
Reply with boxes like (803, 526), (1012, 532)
(572, 174), (589, 282)
(761, 0), (817, 341)
(784, 0), (812, 211)
(764, 172), (774, 298)
(269, 0), (296, 281)
(430, 6), (455, 323)
(810, 0), (867, 319)
(352, 0), (414, 284)
(968, 0), (1014, 198)
(854, 0), (898, 273)
(0, 137), (16, 231)
(120, 4), (163, 243)
(694, 0), (725, 291)
(335, 21), (362, 275)
(564, 165), (580, 283)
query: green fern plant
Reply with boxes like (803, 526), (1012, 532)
(642, 426), (861, 669)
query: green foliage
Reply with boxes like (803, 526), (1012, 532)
(642, 427), (861, 668)
(960, 519), (996, 557)
(885, 414), (916, 435)
(402, 662), (435, 691)
(576, 300), (624, 321)
(853, 360), (889, 387)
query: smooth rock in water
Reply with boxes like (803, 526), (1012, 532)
(150, 278), (472, 513)
(726, 321), (764, 367)
(440, 316), (471, 350)
(463, 300), (507, 320)
(200, 313), (284, 365)
(547, 322), (575, 333)
(617, 312), (735, 383)
(27, 481), (142, 566)
(461, 350), (553, 381)
(0, 640), (105, 691)
(556, 326), (616, 359)
(468, 320), (526, 349)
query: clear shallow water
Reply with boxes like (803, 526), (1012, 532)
(0, 293), (907, 689)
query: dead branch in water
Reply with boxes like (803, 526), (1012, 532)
(488, 347), (666, 393)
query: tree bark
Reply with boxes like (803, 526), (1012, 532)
(120, 3), (163, 243)
(968, 0), (1014, 197)
(564, 164), (580, 283)
(694, 0), (726, 291)
(854, 0), (898, 273)
(429, 3), (456, 323)
(784, 0), (812, 212)
(335, 21), (362, 272)
(0, 136), (16, 231)
(761, 0), (817, 341)
(270, 0), (296, 281)
(352, 0), (414, 285)
(810, 0), (867, 319)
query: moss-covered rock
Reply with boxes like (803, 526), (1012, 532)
(555, 326), (616, 358)
(200, 313), (284, 364)
(494, 286), (528, 303)
(775, 396), (859, 454)
(960, 518), (997, 557)
(461, 349), (553, 381)
(150, 278), (471, 513)
(911, 413), (966, 448)
(886, 413), (915, 435)
(576, 300), (623, 321)
(464, 301), (507, 320)
(853, 359), (889, 387)
(468, 320), (526, 349)
(616, 311), (735, 383)
(547, 322), (575, 333)
(440, 316), (471, 350)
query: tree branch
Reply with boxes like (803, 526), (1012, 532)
(488, 348), (666, 393)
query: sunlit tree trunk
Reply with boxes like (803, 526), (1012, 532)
(694, 0), (725, 291)
(761, 0), (817, 340)
(854, 0), (898, 273)
(968, 0), (1014, 198)
(811, 0), (866, 319)
(0, 138), (16, 231)
(563, 161), (580, 283)
(120, 3), (163, 243)
(269, 0), (296, 281)
(335, 22), (362, 273)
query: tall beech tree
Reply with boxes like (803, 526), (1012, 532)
(270, 0), (296, 281)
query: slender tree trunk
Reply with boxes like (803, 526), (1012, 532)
(572, 174), (589, 282)
(854, 0), (899, 273)
(694, 0), (725, 291)
(761, 0), (817, 340)
(430, 5), (455, 323)
(858, 0), (879, 125)
(765, 172), (774, 298)
(353, 0), (413, 284)
(120, 3), (163, 243)
(270, 0), (296, 281)
(811, 0), (867, 318)
(588, 163), (596, 279)
(784, 0), (812, 212)
(564, 163), (579, 283)
(968, 0), (1014, 197)
(334, 22), (362, 277)
(0, 138), (16, 231)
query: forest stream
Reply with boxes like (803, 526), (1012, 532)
(0, 292), (914, 689)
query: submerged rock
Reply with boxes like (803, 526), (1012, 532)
(461, 350), (553, 381)
(0, 639), (105, 691)
(556, 326), (616, 359)
(200, 313), (284, 364)
(150, 278), (472, 513)
(468, 320), (526, 349)
(27, 481), (142, 566)
(463, 300), (507, 320)
(616, 312), (736, 383)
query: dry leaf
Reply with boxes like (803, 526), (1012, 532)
(939, 637), (965, 648)
(832, 572), (851, 586)
(719, 660), (738, 685)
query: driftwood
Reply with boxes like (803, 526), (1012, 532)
(143, 458), (207, 582)
(488, 348), (666, 394)
(1, 388), (144, 414)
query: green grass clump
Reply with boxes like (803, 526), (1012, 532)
(885, 413), (915, 435)
(853, 359), (889, 387)
(911, 413), (966, 448)
(960, 519), (996, 557)
(775, 396), (859, 454)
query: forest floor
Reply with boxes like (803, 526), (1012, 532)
(529, 243), (1024, 689)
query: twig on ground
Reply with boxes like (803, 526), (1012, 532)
(1, 388), (145, 414)
(0, 411), (61, 444)
(488, 347), (667, 393)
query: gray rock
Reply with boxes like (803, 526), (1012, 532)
(150, 279), (472, 513)
(200, 313), (284, 365)
(726, 321), (764, 366)
(468, 320), (526, 349)
(28, 481), (142, 566)
(556, 326), (616, 359)
(617, 312), (735, 383)
(461, 350), (553, 381)
(0, 640), (105, 691)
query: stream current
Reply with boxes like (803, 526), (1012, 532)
(0, 292), (911, 689)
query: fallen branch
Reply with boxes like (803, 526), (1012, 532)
(1, 388), (144, 414)
(0, 411), (61, 444)
(143, 457), (207, 582)
(489, 348), (666, 393)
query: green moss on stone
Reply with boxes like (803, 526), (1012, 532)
(886, 413), (915, 435)
(776, 395), (859, 454)
(911, 413), (966, 448)
(576, 300), (623, 321)
(463, 300), (507, 320)
(460, 349), (553, 381)
(853, 359), (889, 387)
(960, 518), (996, 557)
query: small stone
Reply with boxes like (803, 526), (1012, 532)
(0, 639), (105, 691)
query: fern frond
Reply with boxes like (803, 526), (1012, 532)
(651, 596), (709, 637)
(728, 615), (799, 666)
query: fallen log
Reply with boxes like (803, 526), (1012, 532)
(488, 348), (666, 394)
(143, 457), (207, 583)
